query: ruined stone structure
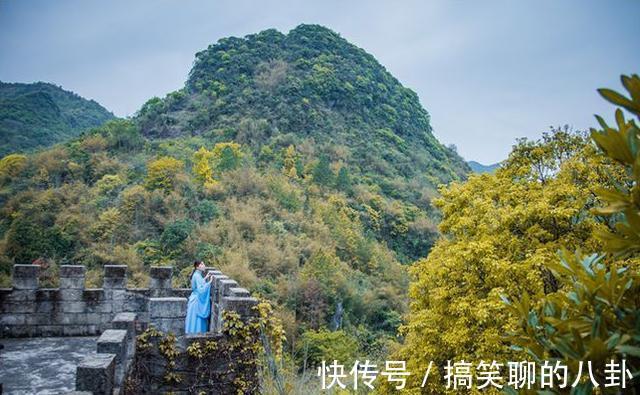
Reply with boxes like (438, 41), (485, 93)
(0, 264), (259, 394)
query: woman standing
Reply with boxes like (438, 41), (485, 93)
(185, 260), (214, 334)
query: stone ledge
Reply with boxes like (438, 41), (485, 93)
(229, 287), (250, 297)
(76, 353), (115, 395)
(222, 296), (259, 318)
(149, 297), (187, 318)
(12, 265), (39, 289)
(97, 329), (127, 363)
(60, 265), (85, 277)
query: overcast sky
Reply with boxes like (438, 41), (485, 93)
(1, 0), (638, 164)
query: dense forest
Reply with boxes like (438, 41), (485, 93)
(0, 81), (115, 156)
(0, 25), (469, 384)
(391, 77), (640, 393)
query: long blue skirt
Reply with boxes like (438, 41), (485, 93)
(185, 294), (210, 333)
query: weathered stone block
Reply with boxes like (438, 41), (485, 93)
(103, 265), (127, 289)
(25, 313), (51, 325)
(211, 274), (229, 302)
(63, 325), (88, 336)
(36, 288), (60, 301)
(61, 289), (83, 301)
(85, 301), (109, 314)
(97, 329), (127, 363)
(229, 287), (250, 297)
(61, 313), (87, 325)
(36, 300), (54, 313)
(40, 325), (63, 337)
(86, 324), (100, 335)
(109, 289), (128, 300)
(150, 266), (173, 296)
(62, 301), (87, 313)
(86, 312), (101, 325)
(6, 289), (36, 302)
(60, 265), (85, 277)
(82, 289), (105, 302)
(217, 279), (238, 310)
(112, 300), (124, 314)
(123, 293), (147, 312)
(149, 297), (187, 318)
(150, 318), (185, 336)
(12, 264), (39, 289)
(4, 301), (36, 313)
(60, 265), (86, 289)
(101, 312), (115, 324)
(76, 353), (115, 395)
(0, 313), (26, 325)
(60, 276), (85, 289)
(103, 277), (126, 289)
(112, 312), (137, 333)
(222, 296), (259, 319)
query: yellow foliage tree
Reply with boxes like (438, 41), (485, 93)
(0, 154), (27, 185)
(145, 156), (184, 193)
(392, 128), (620, 393)
(502, 74), (640, 394)
(282, 144), (298, 178)
(192, 146), (217, 188)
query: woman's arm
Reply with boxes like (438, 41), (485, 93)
(194, 272), (211, 294)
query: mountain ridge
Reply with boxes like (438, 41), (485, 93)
(136, 24), (469, 206)
(0, 81), (115, 156)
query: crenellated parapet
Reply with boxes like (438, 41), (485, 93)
(0, 263), (258, 339)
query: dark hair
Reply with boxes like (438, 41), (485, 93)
(190, 260), (204, 282)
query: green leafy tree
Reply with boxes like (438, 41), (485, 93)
(504, 74), (640, 394)
(161, 218), (196, 254)
(212, 142), (242, 172)
(335, 166), (352, 193)
(312, 155), (333, 186)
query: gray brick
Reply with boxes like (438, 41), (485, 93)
(60, 265), (85, 277)
(0, 314), (25, 325)
(222, 296), (259, 319)
(230, 287), (250, 297)
(60, 289), (83, 301)
(76, 353), (115, 395)
(12, 264), (39, 289)
(97, 329), (127, 363)
(62, 301), (86, 313)
(60, 277), (85, 289)
(149, 297), (187, 318)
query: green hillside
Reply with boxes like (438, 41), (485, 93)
(0, 25), (469, 373)
(0, 81), (115, 156)
(138, 25), (469, 206)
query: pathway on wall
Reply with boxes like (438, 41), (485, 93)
(0, 336), (97, 394)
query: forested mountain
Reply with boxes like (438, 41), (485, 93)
(0, 24), (469, 379)
(0, 81), (115, 156)
(138, 24), (469, 207)
(468, 160), (500, 173)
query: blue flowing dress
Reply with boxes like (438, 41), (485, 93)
(185, 271), (211, 334)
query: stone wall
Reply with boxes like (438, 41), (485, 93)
(1, 264), (157, 337)
(0, 265), (256, 339)
(1, 263), (260, 394)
